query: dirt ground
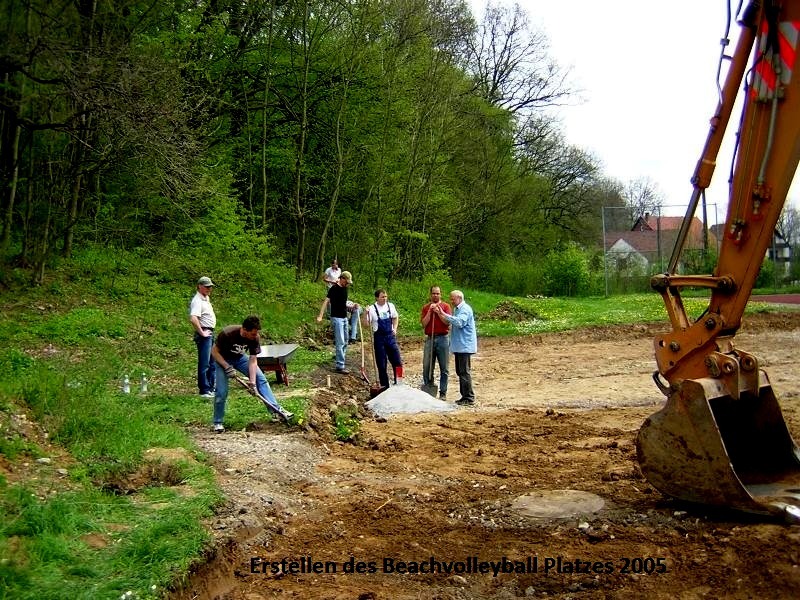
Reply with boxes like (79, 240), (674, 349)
(173, 312), (800, 600)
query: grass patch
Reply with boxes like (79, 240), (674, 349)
(0, 474), (219, 599)
(331, 404), (360, 442)
(473, 293), (794, 337)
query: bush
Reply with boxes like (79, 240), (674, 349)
(541, 245), (591, 297)
(484, 257), (543, 296)
(755, 258), (776, 289)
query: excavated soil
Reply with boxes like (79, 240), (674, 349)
(173, 312), (800, 600)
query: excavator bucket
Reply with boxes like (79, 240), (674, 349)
(636, 374), (800, 521)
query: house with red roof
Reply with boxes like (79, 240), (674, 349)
(604, 213), (716, 274)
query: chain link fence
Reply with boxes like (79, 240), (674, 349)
(600, 204), (724, 296)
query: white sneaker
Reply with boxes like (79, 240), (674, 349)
(212, 423), (224, 433)
(200, 392), (214, 399)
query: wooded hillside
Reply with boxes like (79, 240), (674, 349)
(1, 0), (634, 290)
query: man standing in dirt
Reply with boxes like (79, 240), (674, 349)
(364, 288), (403, 390)
(433, 290), (476, 405)
(210, 315), (285, 432)
(317, 271), (356, 374)
(322, 259), (361, 344)
(420, 286), (451, 399)
(189, 276), (217, 399)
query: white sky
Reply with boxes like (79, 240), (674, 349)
(468, 0), (798, 222)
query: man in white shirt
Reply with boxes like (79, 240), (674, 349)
(189, 276), (217, 398)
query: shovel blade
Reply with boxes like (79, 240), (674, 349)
(257, 394), (293, 423)
(636, 374), (800, 520)
(420, 384), (438, 398)
(369, 385), (387, 398)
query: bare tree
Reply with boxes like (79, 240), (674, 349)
(623, 177), (663, 225)
(467, 2), (573, 114)
(777, 205), (799, 246)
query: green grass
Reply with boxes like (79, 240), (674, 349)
(0, 479), (218, 599)
(468, 293), (795, 337)
(474, 294), (695, 336)
(0, 246), (796, 597)
(331, 405), (361, 442)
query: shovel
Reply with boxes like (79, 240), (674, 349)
(232, 372), (294, 423)
(420, 310), (439, 397)
(359, 319), (370, 386)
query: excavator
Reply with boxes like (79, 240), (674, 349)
(636, 0), (800, 521)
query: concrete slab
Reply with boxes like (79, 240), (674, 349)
(509, 489), (605, 519)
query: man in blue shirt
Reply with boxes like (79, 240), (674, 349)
(432, 290), (476, 405)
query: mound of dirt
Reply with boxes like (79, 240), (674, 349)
(485, 299), (542, 321)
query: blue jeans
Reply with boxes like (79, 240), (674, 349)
(194, 331), (215, 394)
(331, 316), (348, 369)
(423, 335), (449, 394)
(348, 307), (361, 341)
(213, 355), (279, 425)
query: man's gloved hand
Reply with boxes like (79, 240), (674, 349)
(248, 381), (257, 394)
(224, 366), (236, 378)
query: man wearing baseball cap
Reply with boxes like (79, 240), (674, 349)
(317, 271), (356, 373)
(189, 276), (217, 398)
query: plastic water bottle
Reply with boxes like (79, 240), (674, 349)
(122, 375), (130, 394)
(140, 374), (148, 393)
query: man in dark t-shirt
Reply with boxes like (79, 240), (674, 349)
(210, 315), (290, 432)
(316, 271), (355, 373)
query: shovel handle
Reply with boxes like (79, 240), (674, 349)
(231, 372), (292, 423)
(359, 316), (365, 370)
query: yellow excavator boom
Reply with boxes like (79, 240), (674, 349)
(637, 0), (800, 521)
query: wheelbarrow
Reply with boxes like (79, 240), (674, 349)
(256, 343), (299, 386)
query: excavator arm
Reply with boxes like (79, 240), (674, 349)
(636, 0), (800, 521)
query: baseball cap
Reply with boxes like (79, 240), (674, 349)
(197, 276), (214, 287)
(340, 271), (353, 284)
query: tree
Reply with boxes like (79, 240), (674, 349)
(467, 1), (572, 114)
(622, 177), (663, 225)
(777, 205), (799, 246)
(1, 0), (208, 280)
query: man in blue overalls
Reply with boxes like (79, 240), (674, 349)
(364, 288), (403, 390)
